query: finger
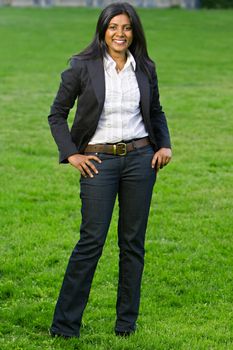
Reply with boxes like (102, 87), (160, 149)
(154, 161), (160, 174)
(160, 157), (166, 168)
(85, 160), (99, 174)
(87, 155), (102, 164)
(151, 154), (158, 168)
(72, 162), (83, 171)
(164, 156), (171, 166)
(81, 163), (95, 178)
(156, 156), (162, 171)
(77, 165), (88, 178)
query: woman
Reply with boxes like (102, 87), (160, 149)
(48, 2), (172, 339)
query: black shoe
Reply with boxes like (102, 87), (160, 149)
(50, 330), (72, 339)
(115, 330), (135, 337)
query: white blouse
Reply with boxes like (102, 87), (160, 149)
(89, 51), (148, 144)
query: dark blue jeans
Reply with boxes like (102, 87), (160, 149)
(50, 145), (156, 337)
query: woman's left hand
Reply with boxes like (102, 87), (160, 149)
(151, 148), (172, 173)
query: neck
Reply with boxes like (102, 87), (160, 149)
(108, 50), (127, 63)
(108, 51), (127, 73)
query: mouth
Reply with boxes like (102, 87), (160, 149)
(113, 39), (127, 45)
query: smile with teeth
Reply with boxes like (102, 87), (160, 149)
(114, 39), (126, 45)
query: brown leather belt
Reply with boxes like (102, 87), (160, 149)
(84, 137), (150, 156)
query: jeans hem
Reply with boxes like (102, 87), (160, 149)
(50, 327), (80, 338)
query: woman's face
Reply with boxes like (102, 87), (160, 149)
(105, 14), (133, 57)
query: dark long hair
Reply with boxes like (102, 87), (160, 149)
(75, 2), (154, 74)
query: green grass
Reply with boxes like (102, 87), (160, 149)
(0, 6), (233, 350)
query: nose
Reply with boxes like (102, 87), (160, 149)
(116, 27), (124, 36)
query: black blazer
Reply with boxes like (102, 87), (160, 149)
(48, 56), (171, 163)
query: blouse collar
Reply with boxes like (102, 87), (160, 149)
(104, 50), (136, 72)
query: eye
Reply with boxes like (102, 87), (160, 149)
(108, 25), (117, 30)
(124, 26), (132, 31)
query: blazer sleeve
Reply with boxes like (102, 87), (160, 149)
(150, 66), (171, 150)
(48, 58), (82, 163)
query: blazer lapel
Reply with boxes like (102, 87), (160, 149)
(86, 59), (150, 128)
(135, 68), (150, 122)
(87, 58), (105, 110)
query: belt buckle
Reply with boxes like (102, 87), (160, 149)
(114, 142), (127, 156)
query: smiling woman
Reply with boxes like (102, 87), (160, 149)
(48, 1), (171, 340)
(105, 14), (133, 71)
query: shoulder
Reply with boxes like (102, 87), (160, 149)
(69, 55), (86, 71)
(66, 56), (103, 79)
(135, 57), (157, 80)
(70, 55), (102, 68)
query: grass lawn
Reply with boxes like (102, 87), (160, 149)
(0, 6), (232, 350)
